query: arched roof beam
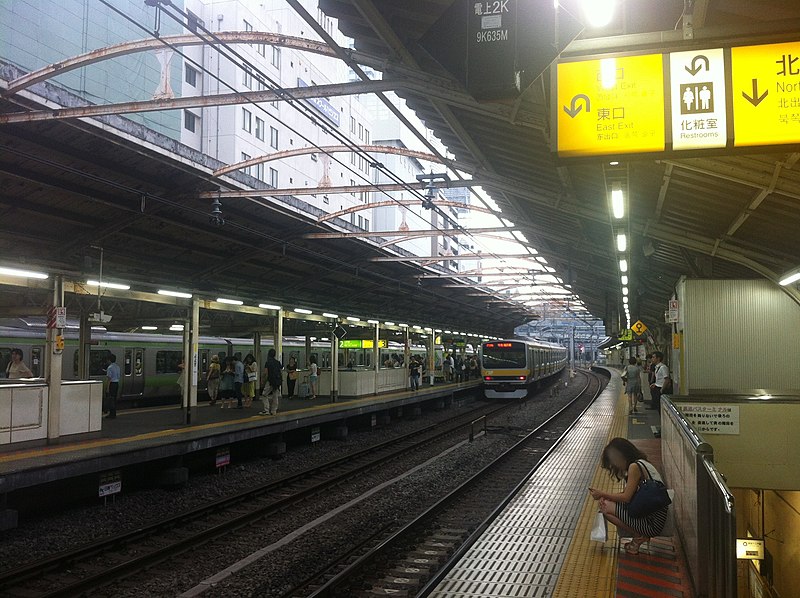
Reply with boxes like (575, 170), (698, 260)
(318, 200), (498, 223)
(213, 144), (460, 177)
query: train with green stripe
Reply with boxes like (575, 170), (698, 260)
(0, 327), (422, 406)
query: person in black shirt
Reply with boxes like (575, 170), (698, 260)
(259, 349), (283, 416)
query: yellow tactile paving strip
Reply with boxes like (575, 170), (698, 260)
(551, 386), (628, 598)
(0, 381), (479, 466)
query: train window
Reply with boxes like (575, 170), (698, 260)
(134, 349), (143, 376)
(89, 350), (112, 376)
(124, 349), (132, 376)
(156, 350), (182, 374)
(0, 348), (10, 378)
(482, 343), (526, 368)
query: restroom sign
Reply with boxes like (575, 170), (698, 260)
(669, 48), (728, 150)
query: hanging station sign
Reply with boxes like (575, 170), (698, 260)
(553, 39), (800, 158)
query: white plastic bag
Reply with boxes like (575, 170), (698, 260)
(590, 511), (608, 542)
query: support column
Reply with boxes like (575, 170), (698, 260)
(570, 326), (575, 372)
(77, 312), (90, 379)
(274, 309), (284, 362)
(373, 322), (380, 395)
(330, 334), (339, 402)
(428, 332), (435, 386)
(182, 317), (190, 424)
(403, 328), (410, 389)
(304, 335), (311, 369)
(46, 275), (64, 442)
(253, 331), (262, 392)
(188, 298), (199, 423)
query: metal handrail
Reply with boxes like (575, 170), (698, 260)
(702, 457), (735, 515)
(663, 397), (713, 454)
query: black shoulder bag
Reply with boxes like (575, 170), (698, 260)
(628, 461), (672, 517)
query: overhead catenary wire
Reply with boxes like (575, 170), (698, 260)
(95, 0), (540, 313)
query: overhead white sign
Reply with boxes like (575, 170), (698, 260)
(669, 48), (728, 150)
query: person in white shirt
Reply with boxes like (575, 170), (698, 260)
(648, 351), (670, 410)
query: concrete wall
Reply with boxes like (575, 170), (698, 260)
(677, 278), (800, 393)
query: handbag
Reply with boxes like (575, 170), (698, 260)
(628, 461), (672, 517)
(590, 511), (608, 542)
(247, 370), (258, 382)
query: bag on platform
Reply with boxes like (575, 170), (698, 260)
(628, 461), (672, 518)
(247, 370), (258, 382)
(590, 511), (608, 542)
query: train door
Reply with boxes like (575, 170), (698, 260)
(121, 347), (145, 397)
(30, 346), (43, 377)
(199, 349), (209, 393)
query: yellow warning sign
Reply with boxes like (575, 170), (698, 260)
(631, 320), (648, 336)
(618, 329), (633, 341)
(556, 53), (666, 157)
(732, 41), (800, 147)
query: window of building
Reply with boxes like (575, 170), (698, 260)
(242, 108), (252, 133)
(364, 218), (369, 231)
(272, 46), (281, 68)
(358, 123), (363, 140)
(242, 64), (253, 89)
(358, 215), (364, 228)
(350, 116), (356, 134)
(185, 64), (198, 87)
(270, 167), (278, 187)
(241, 152), (251, 176)
(258, 44), (266, 57)
(184, 110), (197, 133)
(323, 195), (330, 204)
(255, 117), (264, 141)
(350, 213), (356, 225)
(364, 129), (370, 144)
(350, 152), (356, 165)
(156, 350), (182, 374)
(269, 126), (279, 149)
(243, 19), (253, 32)
(360, 191), (368, 203)
(255, 162), (264, 181)
(350, 179), (356, 196)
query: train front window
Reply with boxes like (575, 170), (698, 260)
(482, 343), (526, 368)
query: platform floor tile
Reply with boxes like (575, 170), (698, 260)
(427, 378), (623, 598)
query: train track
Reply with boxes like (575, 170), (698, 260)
(0, 394), (521, 597)
(282, 370), (605, 598)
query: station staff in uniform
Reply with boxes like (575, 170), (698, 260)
(104, 354), (121, 419)
(648, 351), (670, 410)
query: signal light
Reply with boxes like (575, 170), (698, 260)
(484, 376), (493, 381)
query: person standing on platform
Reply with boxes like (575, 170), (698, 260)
(623, 357), (643, 414)
(5, 348), (33, 379)
(233, 353), (245, 409)
(442, 353), (451, 382)
(260, 349), (283, 416)
(409, 357), (421, 391)
(104, 354), (120, 419)
(469, 356), (479, 381)
(589, 437), (668, 555)
(206, 355), (221, 406)
(286, 355), (298, 397)
(219, 356), (235, 409)
(308, 355), (319, 400)
(242, 354), (257, 408)
(648, 352), (670, 410)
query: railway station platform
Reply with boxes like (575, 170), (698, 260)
(427, 370), (696, 598)
(0, 379), (481, 495)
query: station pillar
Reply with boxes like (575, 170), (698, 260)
(187, 298), (199, 423)
(304, 335), (311, 367)
(403, 328), (411, 389)
(77, 313), (90, 379)
(428, 333), (435, 386)
(46, 275), (64, 441)
(181, 314), (190, 424)
(330, 334), (339, 402)
(253, 331), (262, 377)
(373, 322), (380, 394)
(274, 309), (284, 363)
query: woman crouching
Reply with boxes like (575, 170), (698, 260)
(589, 437), (668, 554)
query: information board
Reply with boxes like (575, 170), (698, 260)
(556, 54), (666, 157)
(669, 48), (728, 150)
(679, 403), (740, 435)
(732, 41), (800, 147)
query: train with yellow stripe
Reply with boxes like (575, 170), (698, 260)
(481, 339), (568, 398)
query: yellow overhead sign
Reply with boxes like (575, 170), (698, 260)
(631, 320), (648, 336)
(618, 329), (633, 341)
(732, 41), (800, 148)
(556, 53), (666, 157)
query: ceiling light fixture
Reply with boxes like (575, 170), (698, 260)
(87, 279), (130, 290)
